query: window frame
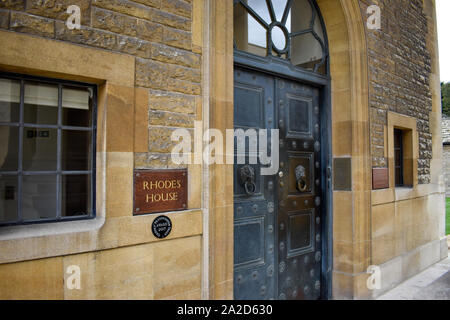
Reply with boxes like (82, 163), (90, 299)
(392, 126), (414, 189)
(233, 0), (330, 77)
(387, 112), (417, 191)
(394, 128), (404, 187)
(0, 72), (97, 227)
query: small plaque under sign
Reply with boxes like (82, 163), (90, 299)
(372, 167), (389, 190)
(152, 215), (172, 239)
(134, 169), (187, 215)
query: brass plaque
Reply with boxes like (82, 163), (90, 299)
(133, 169), (187, 215)
(372, 168), (389, 190)
(333, 158), (352, 191)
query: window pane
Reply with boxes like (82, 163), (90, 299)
(290, 0), (312, 32)
(247, 14), (267, 51)
(62, 130), (92, 171)
(234, 0), (327, 74)
(234, 3), (268, 58)
(23, 127), (57, 171)
(292, 33), (324, 68)
(0, 74), (95, 226)
(272, 0), (288, 21)
(395, 149), (402, 166)
(62, 86), (92, 127)
(247, 0), (271, 24)
(272, 26), (286, 51)
(290, 0), (325, 70)
(394, 129), (403, 186)
(24, 81), (58, 125)
(62, 174), (91, 217)
(0, 175), (18, 224)
(0, 126), (19, 171)
(22, 175), (57, 221)
(0, 78), (20, 123)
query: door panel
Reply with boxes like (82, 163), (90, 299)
(277, 78), (322, 300)
(233, 68), (276, 300)
(233, 68), (323, 300)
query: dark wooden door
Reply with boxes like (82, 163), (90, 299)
(233, 67), (323, 300)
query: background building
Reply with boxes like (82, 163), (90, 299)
(442, 115), (450, 196)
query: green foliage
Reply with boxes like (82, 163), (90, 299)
(442, 82), (450, 117)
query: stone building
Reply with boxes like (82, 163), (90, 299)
(0, 0), (447, 300)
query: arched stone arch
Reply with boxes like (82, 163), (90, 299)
(316, 0), (372, 299)
(205, 0), (371, 300)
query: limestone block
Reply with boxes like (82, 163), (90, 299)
(10, 12), (54, 38)
(92, 7), (139, 38)
(152, 236), (201, 299)
(63, 244), (154, 299)
(134, 88), (150, 153)
(150, 42), (201, 68)
(92, 0), (152, 21)
(0, 10), (8, 29)
(163, 26), (192, 50)
(136, 58), (168, 90)
(149, 90), (196, 114)
(149, 127), (193, 153)
(149, 110), (195, 128)
(167, 77), (201, 95)
(168, 63), (201, 83)
(0, 257), (63, 300)
(105, 84), (135, 152)
(55, 21), (118, 51)
(152, 7), (191, 31)
(132, 0), (160, 9)
(0, 0), (24, 10)
(136, 58), (201, 94)
(161, 0), (191, 19)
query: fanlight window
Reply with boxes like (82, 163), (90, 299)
(234, 0), (328, 74)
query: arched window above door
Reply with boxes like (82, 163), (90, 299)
(234, 0), (328, 75)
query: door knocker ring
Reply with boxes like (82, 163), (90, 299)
(295, 165), (308, 192)
(240, 165), (257, 196)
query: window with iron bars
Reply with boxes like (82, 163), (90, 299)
(0, 73), (96, 226)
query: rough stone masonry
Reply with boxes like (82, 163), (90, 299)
(0, 0), (201, 172)
(0, 0), (434, 183)
(360, 0), (433, 184)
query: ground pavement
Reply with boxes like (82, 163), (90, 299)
(377, 249), (450, 300)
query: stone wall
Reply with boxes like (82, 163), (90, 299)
(0, 0), (201, 171)
(0, 0), (204, 300)
(359, 0), (433, 184)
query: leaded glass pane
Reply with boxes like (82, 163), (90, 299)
(234, 0), (328, 75)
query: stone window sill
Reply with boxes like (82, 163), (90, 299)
(0, 216), (105, 242)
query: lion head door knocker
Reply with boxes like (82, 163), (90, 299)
(240, 165), (257, 196)
(295, 165), (308, 192)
